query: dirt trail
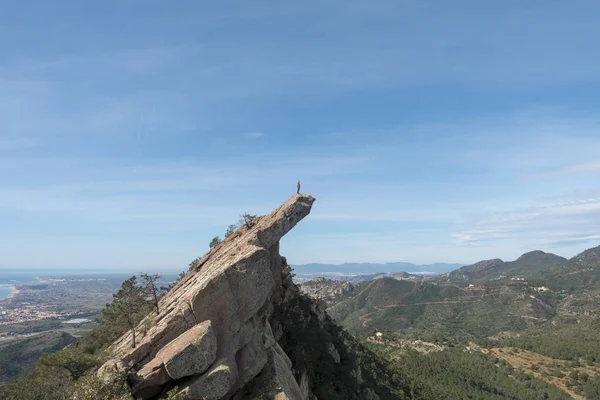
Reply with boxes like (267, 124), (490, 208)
(358, 295), (497, 328)
(359, 306), (385, 327)
(484, 347), (600, 400)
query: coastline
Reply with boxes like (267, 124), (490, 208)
(0, 284), (19, 300)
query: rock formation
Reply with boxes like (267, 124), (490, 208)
(99, 194), (403, 400)
(300, 278), (355, 302)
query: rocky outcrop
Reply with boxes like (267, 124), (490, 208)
(300, 278), (354, 302)
(99, 195), (314, 399)
(99, 194), (404, 400)
(156, 321), (217, 380)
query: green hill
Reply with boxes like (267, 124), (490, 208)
(327, 277), (552, 339)
(312, 244), (600, 398)
(0, 331), (75, 384)
(442, 251), (568, 283)
(324, 244), (600, 343)
(533, 245), (600, 291)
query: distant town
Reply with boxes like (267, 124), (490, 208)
(0, 275), (129, 342)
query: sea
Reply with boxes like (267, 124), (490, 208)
(0, 269), (179, 300)
(0, 274), (39, 285)
(0, 271), (41, 299)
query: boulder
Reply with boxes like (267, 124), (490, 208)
(247, 343), (304, 400)
(156, 320), (217, 380)
(101, 195), (316, 398)
(131, 357), (170, 399)
(178, 357), (238, 400)
(236, 332), (268, 386)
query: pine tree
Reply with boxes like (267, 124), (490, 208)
(102, 276), (147, 348)
(161, 271), (186, 292)
(225, 224), (237, 238)
(140, 273), (164, 314)
(209, 236), (221, 249)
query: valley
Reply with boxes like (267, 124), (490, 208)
(482, 346), (600, 399)
(0, 274), (177, 384)
(300, 245), (600, 399)
(2, 197), (600, 399)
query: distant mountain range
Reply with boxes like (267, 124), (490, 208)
(441, 250), (568, 282)
(441, 245), (600, 289)
(291, 262), (463, 276)
(305, 244), (600, 339)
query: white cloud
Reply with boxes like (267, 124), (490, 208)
(451, 198), (600, 253)
(559, 161), (600, 174)
(0, 153), (369, 223)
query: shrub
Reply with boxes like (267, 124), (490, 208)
(209, 236), (221, 249)
(72, 370), (131, 400)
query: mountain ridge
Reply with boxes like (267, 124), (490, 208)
(442, 250), (569, 282)
(96, 194), (409, 400)
(307, 243), (600, 342)
(292, 262), (463, 275)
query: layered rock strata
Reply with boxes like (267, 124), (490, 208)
(100, 195), (315, 400)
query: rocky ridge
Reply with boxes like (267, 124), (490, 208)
(299, 278), (355, 302)
(99, 194), (403, 400)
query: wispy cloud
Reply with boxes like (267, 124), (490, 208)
(545, 235), (600, 248)
(543, 161), (600, 177)
(451, 198), (600, 254)
(0, 153), (369, 222)
(1, 1), (600, 268)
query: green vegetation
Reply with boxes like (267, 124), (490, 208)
(267, 281), (413, 399)
(581, 375), (600, 398)
(209, 236), (221, 249)
(444, 247), (600, 294)
(327, 277), (540, 339)
(140, 273), (166, 314)
(491, 317), (600, 362)
(365, 340), (571, 400)
(0, 275), (156, 399)
(0, 346), (103, 400)
(204, 213), (258, 255)
(188, 256), (203, 270)
(239, 212), (257, 228)
(324, 246), (600, 347)
(0, 332), (75, 384)
(444, 251), (568, 283)
(310, 244), (600, 398)
(225, 224), (237, 238)
(71, 370), (132, 400)
(101, 276), (150, 348)
(0, 319), (63, 335)
(2, 244), (600, 399)
(161, 271), (186, 292)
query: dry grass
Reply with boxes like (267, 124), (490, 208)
(479, 346), (600, 399)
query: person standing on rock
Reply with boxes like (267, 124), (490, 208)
(297, 180), (301, 194)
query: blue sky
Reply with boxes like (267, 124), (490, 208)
(1, 0), (600, 271)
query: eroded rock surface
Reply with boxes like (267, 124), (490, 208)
(156, 320), (217, 380)
(99, 194), (403, 400)
(100, 195), (315, 400)
(300, 277), (355, 302)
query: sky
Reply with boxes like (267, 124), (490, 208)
(1, 0), (600, 271)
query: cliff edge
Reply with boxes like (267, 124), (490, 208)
(99, 194), (405, 400)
